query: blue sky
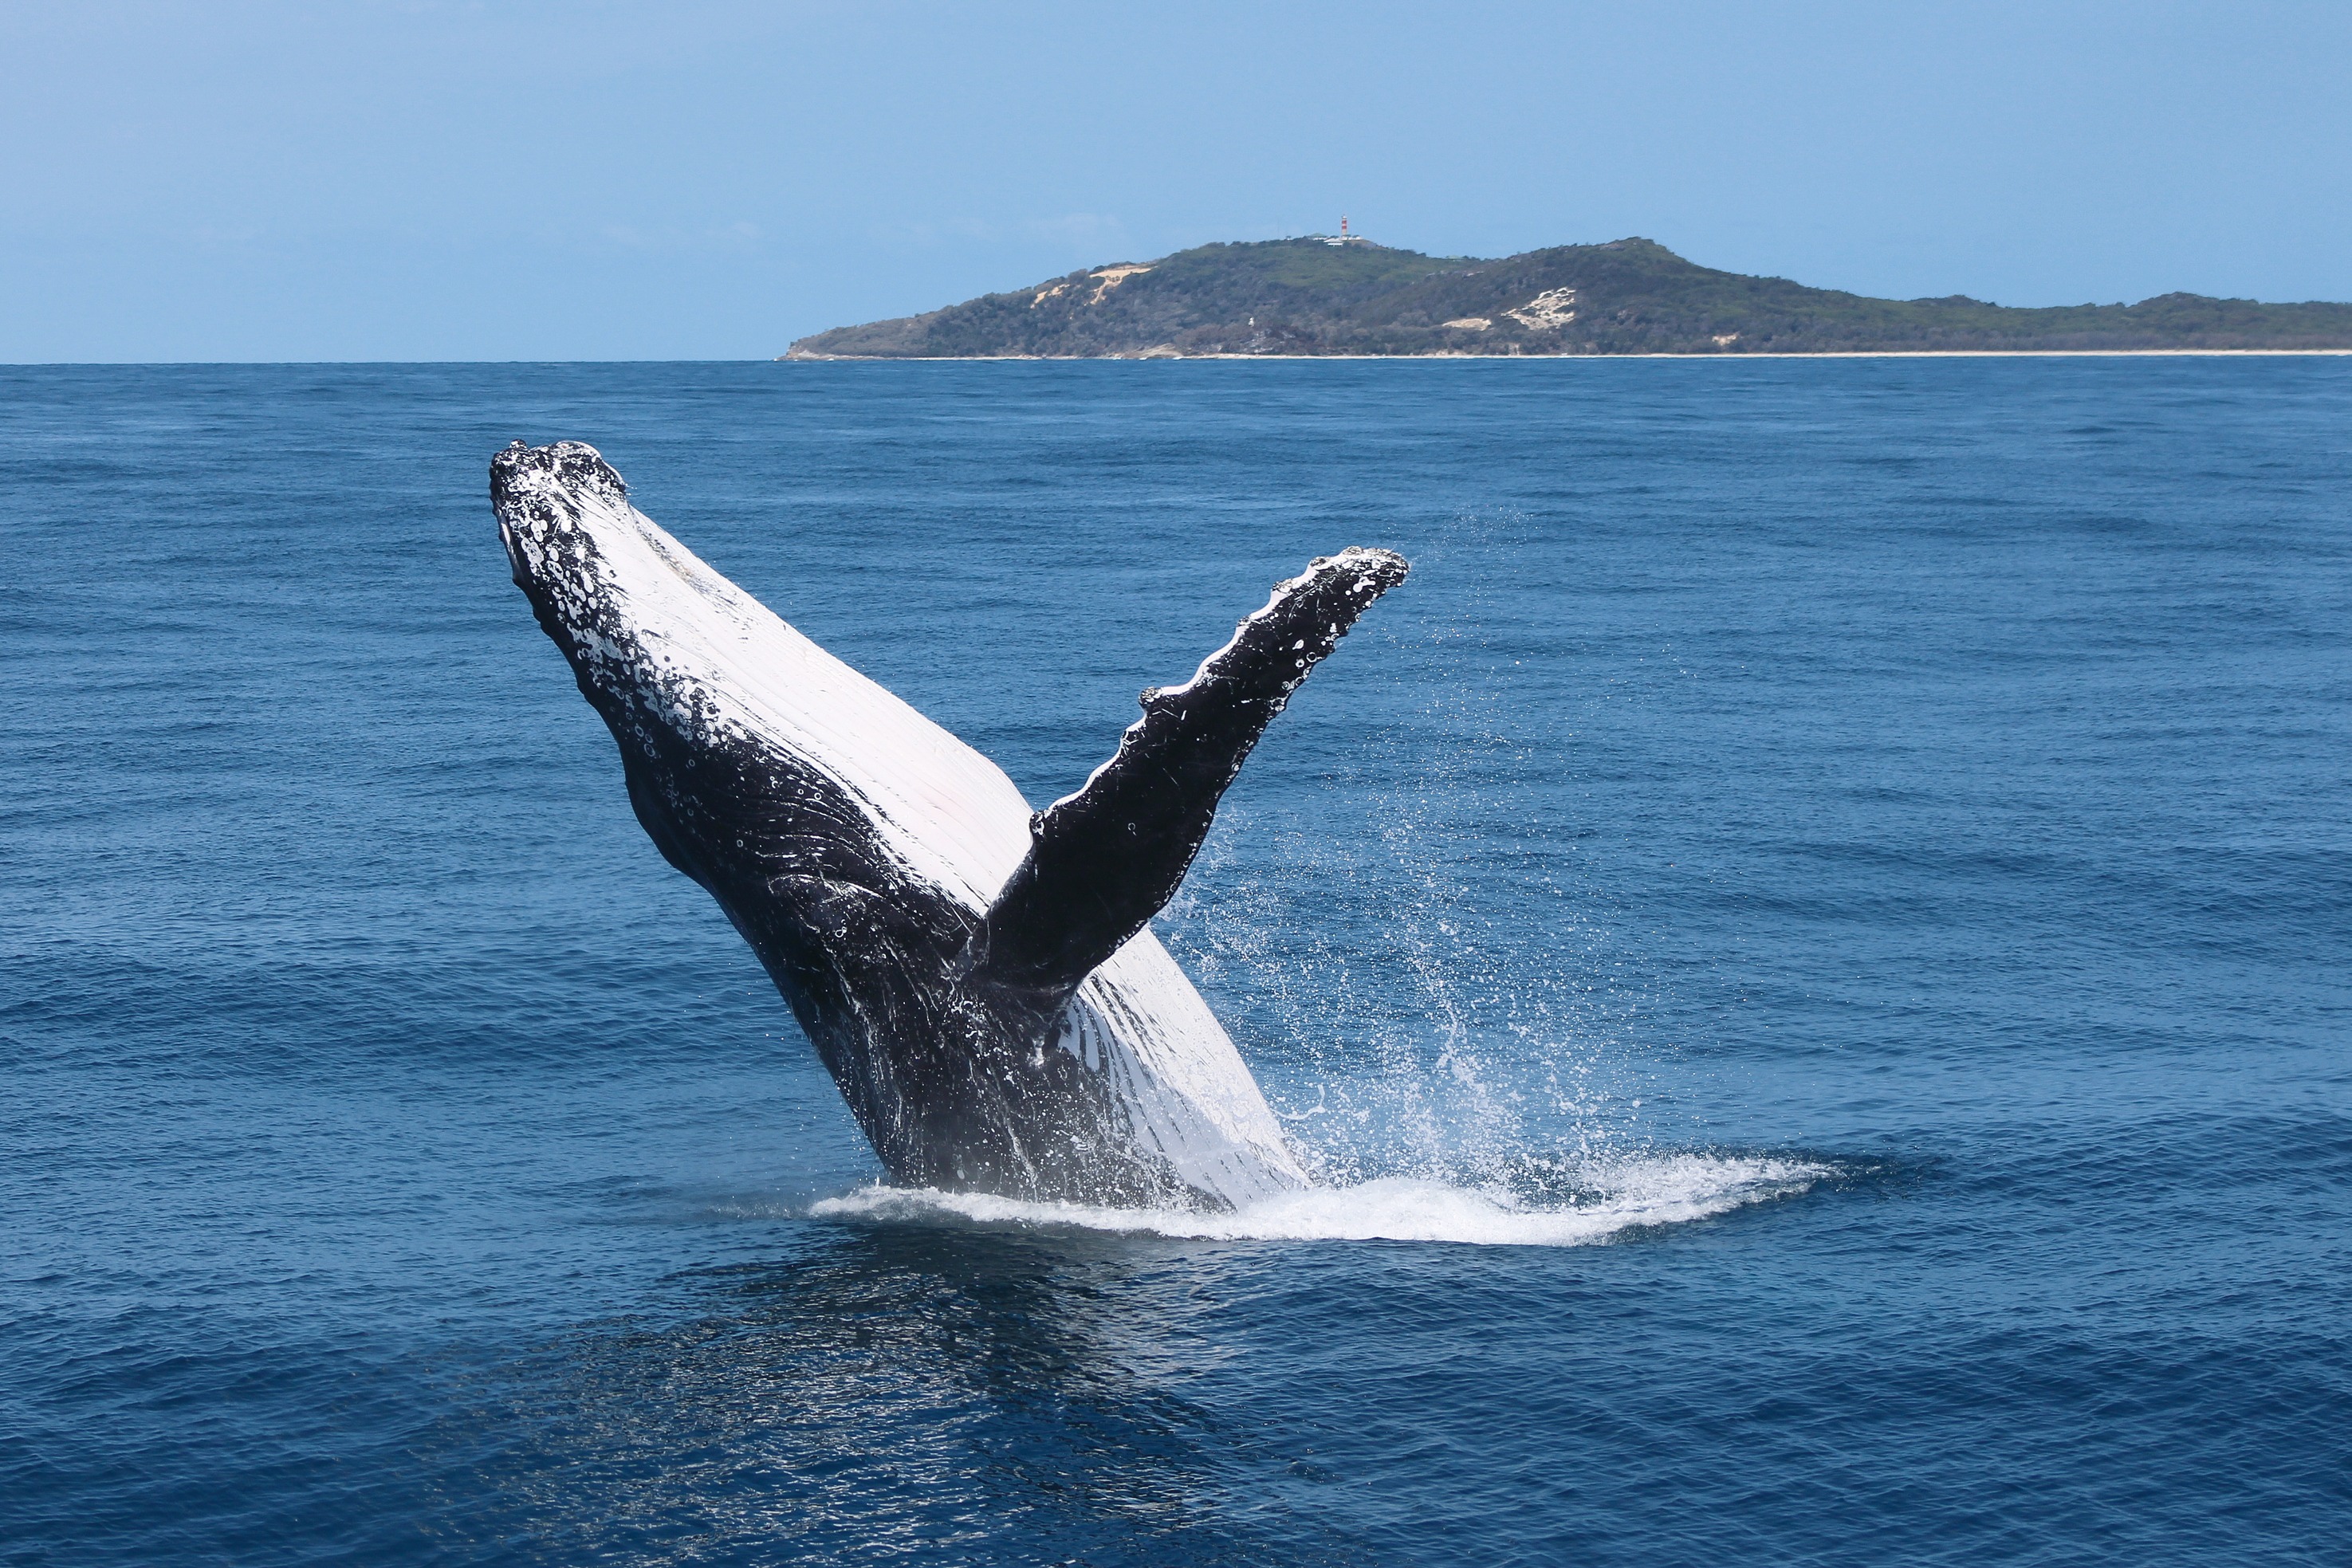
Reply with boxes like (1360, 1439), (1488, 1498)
(4, 0), (2346, 361)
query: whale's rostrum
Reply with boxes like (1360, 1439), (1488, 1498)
(491, 440), (1408, 1210)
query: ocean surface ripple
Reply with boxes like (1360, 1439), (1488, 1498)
(3, 358), (2348, 1566)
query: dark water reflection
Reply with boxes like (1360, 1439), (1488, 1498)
(425, 1230), (1365, 1567)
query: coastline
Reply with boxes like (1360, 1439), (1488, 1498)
(782, 348), (2352, 362)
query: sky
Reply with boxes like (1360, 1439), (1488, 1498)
(3, 0), (2347, 362)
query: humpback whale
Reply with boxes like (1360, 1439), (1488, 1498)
(491, 440), (1407, 1210)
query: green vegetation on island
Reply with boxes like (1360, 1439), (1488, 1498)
(784, 237), (2352, 359)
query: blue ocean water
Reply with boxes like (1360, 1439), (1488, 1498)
(2, 357), (2348, 1566)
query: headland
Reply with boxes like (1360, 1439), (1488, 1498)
(784, 236), (2352, 360)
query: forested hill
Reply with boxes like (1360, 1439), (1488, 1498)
(783, 238), (2352, 358)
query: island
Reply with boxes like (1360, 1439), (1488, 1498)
(783, 236), (2352, 360)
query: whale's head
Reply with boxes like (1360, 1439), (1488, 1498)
(489, 439), (647, 661)
(490, 437), (797, 765)
(489, 438), (639, 674)
(488, 438), (1037, 914)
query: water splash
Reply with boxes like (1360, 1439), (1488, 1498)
(1157, 517), (1658, 1193)
(811, 1152), (1827, 1248)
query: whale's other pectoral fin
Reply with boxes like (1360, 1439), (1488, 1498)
(967, 546), (1410, 996)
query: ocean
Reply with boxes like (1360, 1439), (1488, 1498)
(3, 358), (2346, 1565)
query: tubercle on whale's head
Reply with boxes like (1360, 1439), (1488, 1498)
(1312, 544), (1410, 599)
(490, 438), (627, 513)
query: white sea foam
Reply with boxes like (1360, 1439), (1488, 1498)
(809, 1152), (1828, 1248)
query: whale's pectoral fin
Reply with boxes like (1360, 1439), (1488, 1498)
(966, 546), (1410, 996)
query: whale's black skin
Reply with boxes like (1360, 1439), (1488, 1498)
(492, 440), (1407, 1208)
(971, 551), (1416, 994)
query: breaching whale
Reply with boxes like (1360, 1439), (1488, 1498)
(491, 440), (1407, 1210)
